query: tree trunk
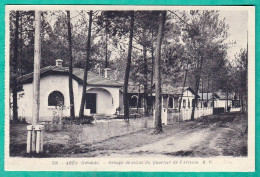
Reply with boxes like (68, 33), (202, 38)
(191, 55), (203, 120)
(153, 11), (166, 134)
(19, 14), (23, 76)
(191, 74), (200, 120)
(66, 11), (75, 119)
(79, 11), (93, 118)
(212, 78), (215, 109)
(105, 30), (108, 68)
(137, 86), (140, 114)
(123, 11), (135, 122)
(212, 90), (215, 109)
(226, 90), (229, 112)
(201, 81), (203, 108)
(142, 28), (148, 116)
(207, 76), (209, 107)
(150, 30), (155, 113)
(178, 62), (189, 112)
(12, 11), (19, 122)
(240, 92), (244, 113)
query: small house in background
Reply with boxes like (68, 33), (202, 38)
(13, 59), (123, 123)
(197, 92), (220, 108)
(214, 91), (241, 111)
(177, 87), (199, 109)
(126, 84), (199, 114)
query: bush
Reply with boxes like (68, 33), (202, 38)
(62, 116), (94, 125)
(78, 116), (94, 124)
(10, 117), (28, 124)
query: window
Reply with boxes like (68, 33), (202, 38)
(129, 95), (141, 108)
(48, 91), (64, 106)
(183, 100), (186, 108)
(188, 99), (190, 108)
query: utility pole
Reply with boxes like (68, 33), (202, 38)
(27, 10), (44, 154)
(32, 10), (41, 131)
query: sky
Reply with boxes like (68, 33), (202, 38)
(218, 10), (248, 62)
(46, 10), (249, 63)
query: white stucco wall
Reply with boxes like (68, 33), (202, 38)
(215, 99), (232, 109)
(17, 75), (79, 122)
(179, 89), (195, 109)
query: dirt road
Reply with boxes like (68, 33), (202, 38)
(88, 113), (248, 158)
(10, 112), (248, 157)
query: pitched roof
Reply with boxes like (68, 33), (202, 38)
(215, 91), (235, 100)
(162, 85), (183, 95)
(126, 84), (198, 97)
(73, 68), (122, 87)
(17, 66), (122, 87)
(198, 93), (220, 100)
(127, 84), (144, 94)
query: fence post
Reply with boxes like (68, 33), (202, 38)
(35, 125), (44, 153)
(26, 125), (33, 153)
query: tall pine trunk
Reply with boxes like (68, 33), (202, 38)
(79, 11), (93, 118)
(226, 90), (229, 112)
(105, 30), (108, 68)
(150, 30), (155, 113)
(123, 11), (135, 122)
(212, 79), (215, 109)
(178, 62), (189, 112)
(153, 11), (166, 134)
(206, 75), (209, 107)
(19, 14), (23, 76)
(191, 55), (203, 120)
(191, 75), (200, 120)
(12, 11), (20, 122)
(201, 81), (203, 107)
(142, 28), (148, 116)
(66, 11), (75, 119)
(240, 92), (244, 113)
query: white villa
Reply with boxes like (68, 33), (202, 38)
(14, 60), (123, 122)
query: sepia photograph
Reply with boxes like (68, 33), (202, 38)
(5, 5), (255, 172)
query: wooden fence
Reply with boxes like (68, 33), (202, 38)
(160, 107), (213, 125)
(230, 107), (241, 112)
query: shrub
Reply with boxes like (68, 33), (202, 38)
(10, 117), (28, 124)
(77, 116), (94, 124)
(62, 116), (94, 125)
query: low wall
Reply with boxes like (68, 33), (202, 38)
(230, 107), (241, 112)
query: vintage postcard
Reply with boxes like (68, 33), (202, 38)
(5, 5), (255, 172)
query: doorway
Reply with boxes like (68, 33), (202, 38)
(85, 93), (97, 113)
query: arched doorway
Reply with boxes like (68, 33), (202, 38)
(86, 88), (114, 114)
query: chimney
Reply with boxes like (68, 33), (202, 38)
(104, 68), (111, 78)
(56, 59), (63, 67)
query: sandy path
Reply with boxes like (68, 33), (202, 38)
(128, 128), (211, 155)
